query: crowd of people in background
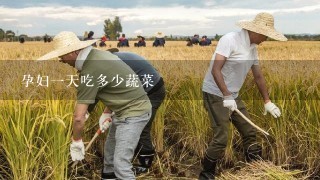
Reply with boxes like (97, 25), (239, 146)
(186, 34), (212, 47)
(81, 30), (215, 48)
(35, 30), (214, 48)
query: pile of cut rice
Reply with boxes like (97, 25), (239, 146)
(218, 161), (305, 180)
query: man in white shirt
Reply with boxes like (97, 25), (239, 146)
(200, 12), (287, 180)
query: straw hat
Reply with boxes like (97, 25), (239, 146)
(236, 12), (287, 41)
(155, 32), (165, 38)
(37, 31), (98, 60)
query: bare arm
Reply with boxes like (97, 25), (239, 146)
(211, 53), (231, 96)
(251, 65), (270, 103)
(73, 103), (89, 140)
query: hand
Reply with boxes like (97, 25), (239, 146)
(223, 95), (237, 111)
(99, 112), (113, 133)
(263, 101), (281, 118)
(70, 139), (85, 161)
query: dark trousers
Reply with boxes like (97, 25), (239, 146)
(203, 92), (261, 160)
(136, 84), (166, 155)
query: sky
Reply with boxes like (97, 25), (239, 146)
(0, 0), (319, 37)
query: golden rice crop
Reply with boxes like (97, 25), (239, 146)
(0, 41), (319, 179)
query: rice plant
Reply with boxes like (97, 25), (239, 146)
(0, 41), (319, 179)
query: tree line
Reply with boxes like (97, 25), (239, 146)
(0, 28), (48, 42)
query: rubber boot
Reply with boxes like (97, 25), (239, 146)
(132, 154), (154, 175)
(245, 147), (262, 162)
(101, 172), (117, 180)
(199, 155), (217, 180)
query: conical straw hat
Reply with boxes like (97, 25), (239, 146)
(236, 12), (287, 41)
(155, 32), (165, 38)
(37, 31), (98, 60)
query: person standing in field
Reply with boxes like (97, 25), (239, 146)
(191, 34), (200, 45)
(134, 35), (146, 47)
(88, 51), (166, 175)
(153, 32), (165, 47)
(117, 33), (130, 47)
(37, 31), (152, 180)
(200, 12), (287, 179)
(84, 31), (97, 47)
(84, 31), (94, 40)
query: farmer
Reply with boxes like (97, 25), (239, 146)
(200, 12), (287, 179)
(84, 31), (94, 40)
(134, 35), (146, 47)
(153, 32), (165, 47)
(99, 36), (107, 47)
(117, 34), (130, 47)
(84, 31), (97, 47)
(88, 51), (165, 175)
(199, 36), (211, 46)
(186, 38), (193, 47)
(19, 36), (25, 43)
(37, 31), (152, 180)
(191, 34), (200, 45)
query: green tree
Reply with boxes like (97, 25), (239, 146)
(108, 21), (116, 40)
(113, 16), (122, 38)
(104, 19), (111, 36)
(104, 19), (116, 39)
(103, 17), (123, 40)
(214, 34), (221, 41)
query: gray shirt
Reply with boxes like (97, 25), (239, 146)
(114, 52), (161, 92)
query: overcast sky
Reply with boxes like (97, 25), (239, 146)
(0, 0), (319, 37)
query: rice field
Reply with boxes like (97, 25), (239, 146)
(0, 40), (320, 179)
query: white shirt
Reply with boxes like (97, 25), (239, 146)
(202, 29), (259, 98)
(75, 46), (93, 71)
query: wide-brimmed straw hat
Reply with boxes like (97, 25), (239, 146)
(236, 12), (287, 41)
(155, 32), (165, 38)
(37, 31), (98, 60)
